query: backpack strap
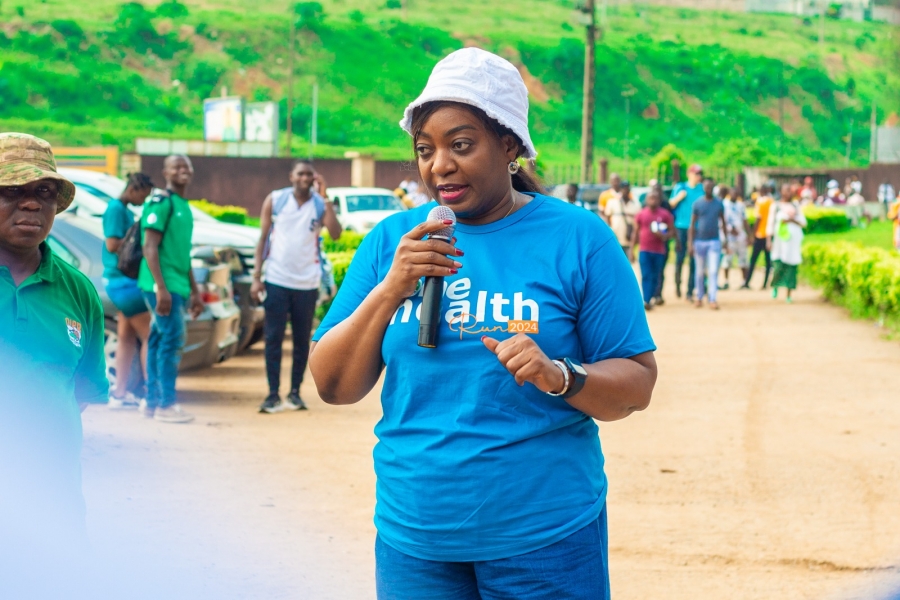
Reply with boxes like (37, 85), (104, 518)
(271, 187), (293, 219)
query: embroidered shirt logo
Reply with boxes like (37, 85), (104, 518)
(65, 318), (82, 348)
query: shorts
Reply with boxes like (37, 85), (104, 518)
(104, 277), (149, 318)
(726, 235), (749, 268)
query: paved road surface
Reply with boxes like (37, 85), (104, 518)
(82, 269), (900, 599)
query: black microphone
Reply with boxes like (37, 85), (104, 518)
(418, 205), (457, 348)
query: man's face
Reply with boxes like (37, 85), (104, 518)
(290, 163), (315, 192)
(703, 180), (715, 197)
(610, 175), (621, 191)
(646, 191), (660, 209)
(688, 170), (702, 186)
(566, 184), (578, 202)
(163, 157), (193, 188)
(0, 179), (59, 253)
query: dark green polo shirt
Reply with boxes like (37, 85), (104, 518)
(0, 243), (108, 516)
(138, 191), (194, 298)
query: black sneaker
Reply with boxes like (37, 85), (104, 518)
(285, 391), (307, 411)
(259, 393), (282, 414)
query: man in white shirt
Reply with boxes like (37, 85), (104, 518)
(251, 160), (342, 413)
(604, 181), (640, 259)
(878, 179), (896, 215)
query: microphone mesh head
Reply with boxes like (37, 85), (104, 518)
(427, 205), (456, 240)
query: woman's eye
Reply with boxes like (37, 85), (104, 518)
(452, 141), (471, 151)
(415, 146), (431, 156)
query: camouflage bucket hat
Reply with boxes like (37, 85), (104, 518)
(0, 132), (76, 213)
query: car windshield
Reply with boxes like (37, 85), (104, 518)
(345, 194), (403, 212)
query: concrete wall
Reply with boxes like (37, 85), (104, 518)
(140, 155), (420, 216)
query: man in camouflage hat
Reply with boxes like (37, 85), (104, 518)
(0, 133), (108, 589)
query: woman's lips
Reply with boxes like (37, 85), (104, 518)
(438, 185), (469, 202)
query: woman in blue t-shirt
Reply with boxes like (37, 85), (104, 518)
(309, 48), (657, 600)
(102, 172), (153, 409)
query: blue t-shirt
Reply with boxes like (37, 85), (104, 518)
(313, 194), (656, 562)
(101, 198), (135, 280)
(692, 197), (725, 241)
(671, 182), (705, 229)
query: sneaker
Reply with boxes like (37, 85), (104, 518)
(259, 393), (282, 414)
(285, 391), (307, 411)
(653, 296), (665, 306)
(138, 398), (155, 419)
(109, 393), (140, 410)
(154, 405), (194, 424)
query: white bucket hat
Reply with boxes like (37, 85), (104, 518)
(399, 48), (537, 159)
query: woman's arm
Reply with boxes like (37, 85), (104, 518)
(482, 334), (656, 422)
(309, 219), (462, 405)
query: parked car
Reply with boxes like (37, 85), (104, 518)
(59, 169), (264, 351)
(547, 183), (610, 213)
(48, 213), (242, 389)
(327, 186), (406, 234)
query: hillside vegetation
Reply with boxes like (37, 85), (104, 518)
(1, 0), (898, 170)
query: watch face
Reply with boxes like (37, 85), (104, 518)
(565, 358), (587, 377)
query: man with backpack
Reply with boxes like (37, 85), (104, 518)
(139, 154), (204, 423)
(251, 159), (342, 413)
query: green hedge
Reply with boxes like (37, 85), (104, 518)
(323, 230), (365, 253)
(190, 199), (249, 225)
(802, 241), (900, 330)
(803, 206), (851, 234)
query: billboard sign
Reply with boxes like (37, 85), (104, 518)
(203, 97), (244, 142)
(245, 102), (279, 153)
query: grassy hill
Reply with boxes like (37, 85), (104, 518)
(1, 0), (898, 172)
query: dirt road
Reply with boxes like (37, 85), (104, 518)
(82, 269), (900, 599)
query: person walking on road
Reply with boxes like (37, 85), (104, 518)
(251, 160), (342, 414)
(605, 180), (639, 259)
(103, 172), (154, 409)
(139, 155), (204, 423)
(597, 172), (622, 219)
(0, 133), (108, 588)
(743, 184), (774, 290)
(722, 185), (750, 289)
(670, 164), (705, 300)
(878, 179), (896, 217)
(632, 188), (674, 310)
(688, 179), (727, 310)
(310, 48), (657, 600)
(768, 184), (807, 303)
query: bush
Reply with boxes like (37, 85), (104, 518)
(802, 241), (900, 329)
(316, 250), (356, 321)
(189, 199), (249, 225)
(322, 230), (364, 253)
(803, 206), (851, 234)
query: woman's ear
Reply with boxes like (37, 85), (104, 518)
(500, 134), (521, 162)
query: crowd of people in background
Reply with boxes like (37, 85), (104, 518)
(561, 166), (900, 310)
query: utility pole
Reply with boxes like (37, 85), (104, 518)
(622, 85), (636, 179)
(580, 0), (597, 184)
(310, 80), (318, 159)
(846, 118), (854, 166)
(819, 0), (825, 49)
(869, 100), (877, 164)
(778, 63), (785, 166)
(286, 15), (296, 157)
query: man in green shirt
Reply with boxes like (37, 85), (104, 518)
(0, 133), (108, 576)
(139, 154), (203, 423)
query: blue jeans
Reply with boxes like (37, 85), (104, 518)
(675, 227), (696, 297)
(142, 292), (185, 409)
(693, 239), (721, 303)
(639, 251), (667, 304)
(375, 508), (610, 600)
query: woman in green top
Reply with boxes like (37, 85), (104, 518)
(103, 173), (153, 408)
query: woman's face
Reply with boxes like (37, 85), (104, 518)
(414, 104), (518, 221)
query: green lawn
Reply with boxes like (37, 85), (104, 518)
(804, 219), (896, 251)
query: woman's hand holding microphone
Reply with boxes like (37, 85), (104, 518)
(380, 219), (463, 303)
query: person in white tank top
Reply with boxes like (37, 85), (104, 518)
(251, 160), (342, 413)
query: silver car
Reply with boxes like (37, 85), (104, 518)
(48, 213), (241, 388)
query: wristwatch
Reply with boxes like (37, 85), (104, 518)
(559, 357), (587, 398)
(547, 357), (587, 398)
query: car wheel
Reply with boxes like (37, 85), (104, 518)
(104, 321), (119, 388)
